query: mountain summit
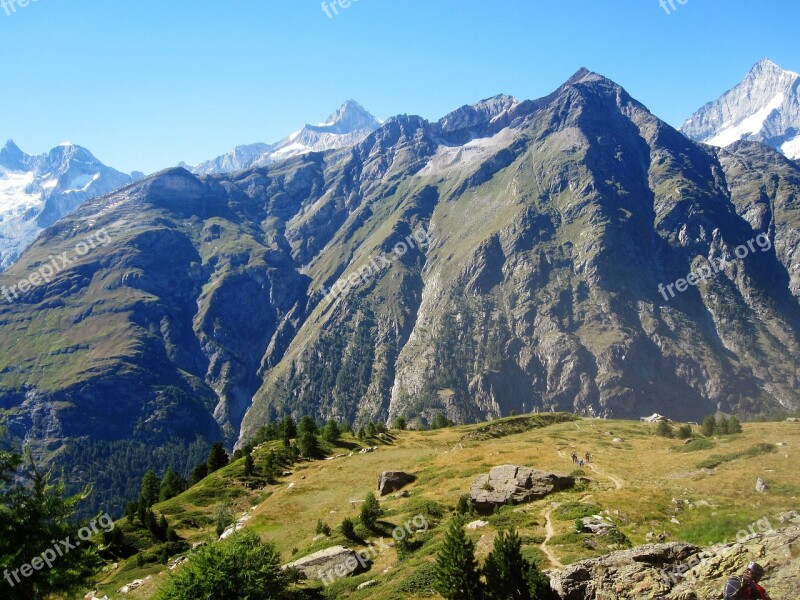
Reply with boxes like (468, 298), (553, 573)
(3, 70), (800, 515)
(0, 140), (136, 269)
(682, 58), (800, 159)
(187, 101), (381, 174)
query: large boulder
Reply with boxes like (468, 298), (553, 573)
(550, 542), (699, 600)
(469, 465), (574, 512)
(377, 471), (415, 495)
(283, 546), (366, 581)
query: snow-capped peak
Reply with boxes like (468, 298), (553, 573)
(0, 141), (135, 269)
(682, 58), (800, 160)
(187, 101), (381, 175)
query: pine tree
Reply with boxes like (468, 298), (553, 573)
(483, 529), (529, 600)
(140, 469), (160, 507)
(526, 560), (558, 600)
(298, 430), (320, 459)
(298, 415), (319, 436)
(717, 416), (731, 435)
(280, 415), (297, 440)
(322, 419), (340, 443)
(190, 461), (208, 484)
(263, 451), (279, 482)
(434, 515), (483, 600)
(159, 468), (187, 502)
(360, 492), (383, 530)
(701, 415), (716, 437)
(0, 446), (96, 598)
(207, 443), (229, 473)
(340, 517), (357, 541)
(728, 416), (743, 434)
(244, 452), (255, 477)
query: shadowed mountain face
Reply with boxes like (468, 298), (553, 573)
(1, 70), (800, 510)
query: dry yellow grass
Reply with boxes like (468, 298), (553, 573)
(90, 416), (800, 599)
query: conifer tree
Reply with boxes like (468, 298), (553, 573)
(483, 529), (528, 599)
(159, 468), (187, 502)
(360, 492), (383, 530)
(207, 443), (229, 473)
(728, 416), (743, 434)
(434, 515), (483, 600)
(140, 469), (160, 507)
(244, 453), (255, 477)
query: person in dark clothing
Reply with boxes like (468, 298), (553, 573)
(723, 562), (772, 599)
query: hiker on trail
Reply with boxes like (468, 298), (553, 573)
(723, 562), (772, 599)
(578, 459), (584, 467)
(571, 451), (578, 463)
(585, 452), (591, 463)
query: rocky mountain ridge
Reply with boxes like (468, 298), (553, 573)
(1, 68), (800, 510)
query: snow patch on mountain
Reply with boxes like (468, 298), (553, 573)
(419, 127), (519, 176)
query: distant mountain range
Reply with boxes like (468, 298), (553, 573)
(3, 59), (796, 275)
(182, 100), (381, 174)
(683, 58), (800, 160)
(3, 66), (800, 516)
(0, 141), (139, 269)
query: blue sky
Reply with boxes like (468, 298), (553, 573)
(1, 0), (798, 174)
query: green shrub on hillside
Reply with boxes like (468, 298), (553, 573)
(554, 503), (601, 521)
(697, 443), (777, 469)
(656, 421), (674, 438)
(678, 438), (715, 453)
(156, 531), (288, 600)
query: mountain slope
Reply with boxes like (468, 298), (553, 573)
(242, 70), (800, 438)
(0, 140), (138, 269)
(186, 100), (381, 174)
(682, 58), (800, 159)
(1, 71), (800, 514)
(85, 416), (800, 600)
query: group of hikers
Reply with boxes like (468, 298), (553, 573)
(570, 450), (591, 467)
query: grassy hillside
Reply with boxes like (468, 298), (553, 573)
(86, 414), (800, 599)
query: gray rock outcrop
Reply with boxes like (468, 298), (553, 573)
(550, 526), (800, 599)
(469, 465), (574, 511)
(377, 471), (415, 495)
(283, 546), (365, 581)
